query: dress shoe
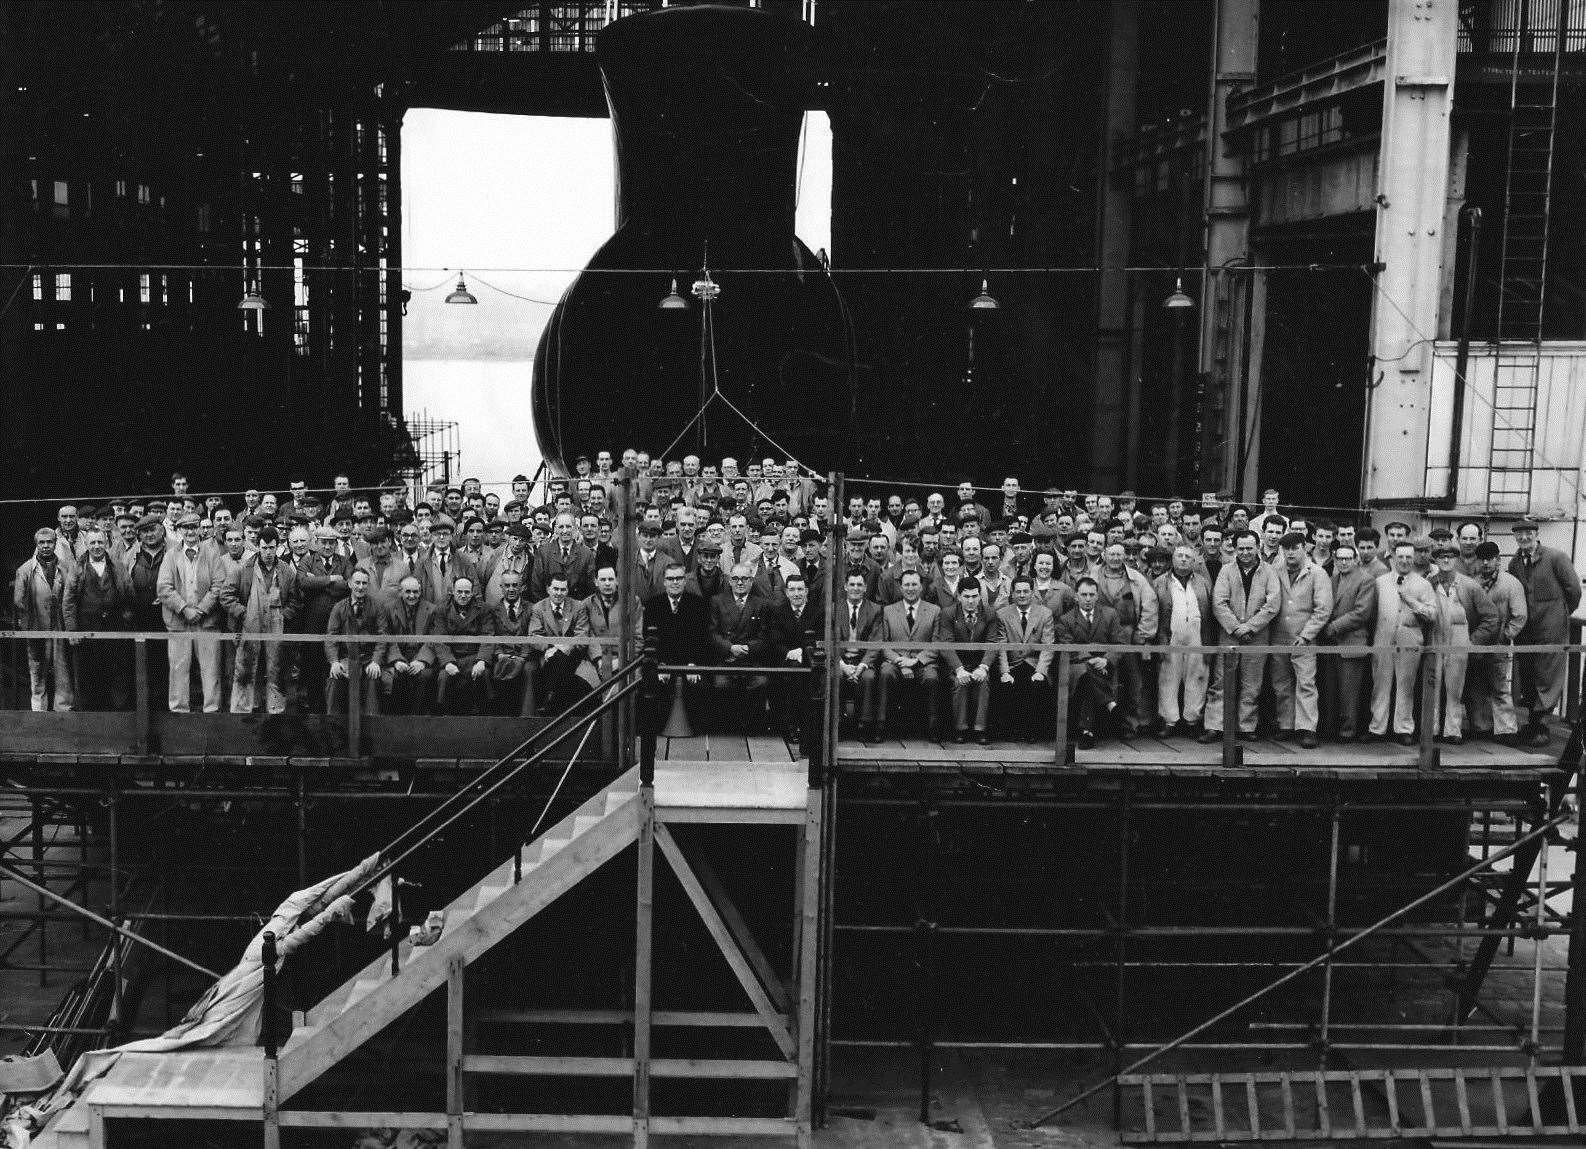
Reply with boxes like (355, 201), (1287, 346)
(1525, 728), (1552, 748)
(976, 731), (991, 746)
(1274, 729), (1295, 742)
(1237, 730), (1258, 742)
(1196, 730), (1220, 744)
(1299, 731), (1319, 749)
(1443, 735), (1463, 746)
(1076, 729), (1096, 750)
(954, 730), (969, 744)
(1395, 733), (1416, 747)
(1494, 733), (1519, 747)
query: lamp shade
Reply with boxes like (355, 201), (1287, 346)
(658, 278), (688, 310)
(444, 273), (478, 305)
(1163, 276), (1194, 310)
(968, 278), (999, 310)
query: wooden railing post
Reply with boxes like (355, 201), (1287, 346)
(1419, 648), (1440, 769)
(1053, 654), (1072, 765)
(1221, 648), (1240, 768)
(347, 636), (363, 758)
(133, 637), (150, 754)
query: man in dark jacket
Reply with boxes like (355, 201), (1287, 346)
(1509, 518), (1582, 743)
(380, 576), (440, 714)
(767, 572), (822, 742)
(709, 562), (774, 729)
(1055, 577), (1125, 749)
(324, 567), (386, 714)
(65, 528), (134, 709)
(430, 575), (497, 715)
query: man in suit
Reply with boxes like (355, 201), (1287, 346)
(995, 575), (1056, 741)
(531, 512), (595, 602)
(1199, 530), (1282, 742)
(1509, 518), (1582, 744)
(380, 576), (439, 714)
(361, 526), (409, 607)
(1269, 532), (1335, 748)
(658, 506), (703, 573)
(1054, 576), (1124, 748)
(935, 576), (1001, 744)
(430, 575), (497, 715)
(834, 570), (885, 743)
(643, 562), (712, 732)
(417, 515), (481, 606)
(768, 572), (822, 742)
(155, 513), (228, 712)
(291, 526), (354, 713)
(1152, 545), (1214, 736)
(324, 567), (386, 714)
(64, 528), (135, 710)
(880, 569), (943, 737)
(1368, 541), (1440, 744)
(709, 563), (774, 730)
(582, 564), (625, 684)
(1320, 544), (1377, 741)
(483, 524), (534, 608)
(527, 572), (597, 714)
(632, 523), (672, 603)
(490, 568), (537, 715)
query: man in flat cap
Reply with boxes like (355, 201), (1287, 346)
(1470, 540), (1528, 742)
(1508, 519), (1581, 744)
(156, 513), (227, 712)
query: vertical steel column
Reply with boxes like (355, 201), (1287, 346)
(1318, 804), (1343, 1061)
(348, 636), (363, 755)
(32, 798), (45, 986)
(1112, 779), (1132, 1128)
(133, 638), (149, 755)
(1053, 656), (1072, 765)
(633, 784), (655, 1147)
(1565, 751), (1586, 1061)
(618, 467), (636, 767)
(1221, 649), (1240, 767)
(107, 778), (122, 1044)
(915, 801), (937, 1125)
(815, 472), (845, 1123)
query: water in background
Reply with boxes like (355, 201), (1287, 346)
(405, 358), (541, 499)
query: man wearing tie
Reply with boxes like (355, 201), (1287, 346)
(491, 569), (536, 715)
(709, 563), (773, 730)
(836, 571), (885, 743)
(379, 576), (439, 714)
(324, 567), (385, 714)
(419, 515), (479, 607)
(995, 575), (1056, 741)
(1508, 518), (1582, 744)
(935, 577), (1002, 744)
(531, 512), (595, 601)
(769, 573), (822, 743)
(1055, 576), (1125, 749)
(1368, 541), (1440, 745)
(880, 569), (943, 737)
(527, 573), (596, 715)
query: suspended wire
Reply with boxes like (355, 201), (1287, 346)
(0, 260), (1373, 276)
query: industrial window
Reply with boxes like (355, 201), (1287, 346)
(137, 184), (150, 205)
(32, 274), (43, 301)
(115, 179), (127, 197)
(139, 274), (151, 304)
(55, 273), (70, 301)
(53, 180), (68, 218)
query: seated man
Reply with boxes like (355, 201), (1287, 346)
(995, 575), (1055, 741)
(491, 568), (536, 716)
(880, 569), (943, 737)
(935, 577), (1002, 744)
(709, 563), (773, 730)
(324, 567), (385, 714)
(835, 570), (885, 742)
(380, 575), (439, 714)
(1054, 576), (1124, 749)
(430, 576), (497, 715)
(768, 573), (822, 742)
(528, 573), (597, 715)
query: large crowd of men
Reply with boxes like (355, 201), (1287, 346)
(9, 455), (1583, 751)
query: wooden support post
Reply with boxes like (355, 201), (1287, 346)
(1419, 650), (1440, 770)
(347, 638), (363, 758)
(447, 955), (464, 1149)
(1564, 760), (1586, 1062)
(1319, 803), (1343, 1063)
(634, 788), (654, 1148)
(133, 638), (150, 754)
(262, 930), (280, 1149)
(617, 466), (637, 770)
(1221, 649), (1241, 767)
(795, 795), (823, 1147)
(1053, 654), (1072, 765)
(690, 851), (792, 1013)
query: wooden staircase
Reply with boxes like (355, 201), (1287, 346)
(278, 768), (644, 1100)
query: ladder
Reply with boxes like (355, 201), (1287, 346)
(1118, 1066), (1586, 1142)
(1486, 0), (1567, 513)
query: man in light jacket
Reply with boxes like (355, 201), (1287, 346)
(1269, 532), (1334, 748)
(156, 513), (228, 712)
(1368, 541), (1440, 744)
(1200, 530), (1280, 742)
(1153, 545), (1213, 736)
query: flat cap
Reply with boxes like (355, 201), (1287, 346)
(801, 528), (824, 544)
(177, 512), (202, 528)
(430, 514), (457, 532)
(1513, 517), (1542, 532)
(136, 514), (164, 531)
(1475, 540), (1501, 559)
(313, 525), (340, 541)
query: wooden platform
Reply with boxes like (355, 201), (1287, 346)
(652, 759), (810, 822)
(655, 731), (1564, 785)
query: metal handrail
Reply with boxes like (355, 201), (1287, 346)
(345, 658), (645, 906)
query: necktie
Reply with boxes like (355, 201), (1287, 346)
(561, 546), (570, 562)
(670, 598), (679, 614)
(439, 553), (448, 579)
(553, 605), (563, 623)
(1084, 611), (1093, 626)
(850, 605), (858, 631)
(354, 600), (363, 621)
(907, 605), (915, 631)
(186, 548), (197, 561)
(1021, 609), (1029, 632)
(509, 603), (518, 623)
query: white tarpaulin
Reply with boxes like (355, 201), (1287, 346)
(2, 853), (381, 1148)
